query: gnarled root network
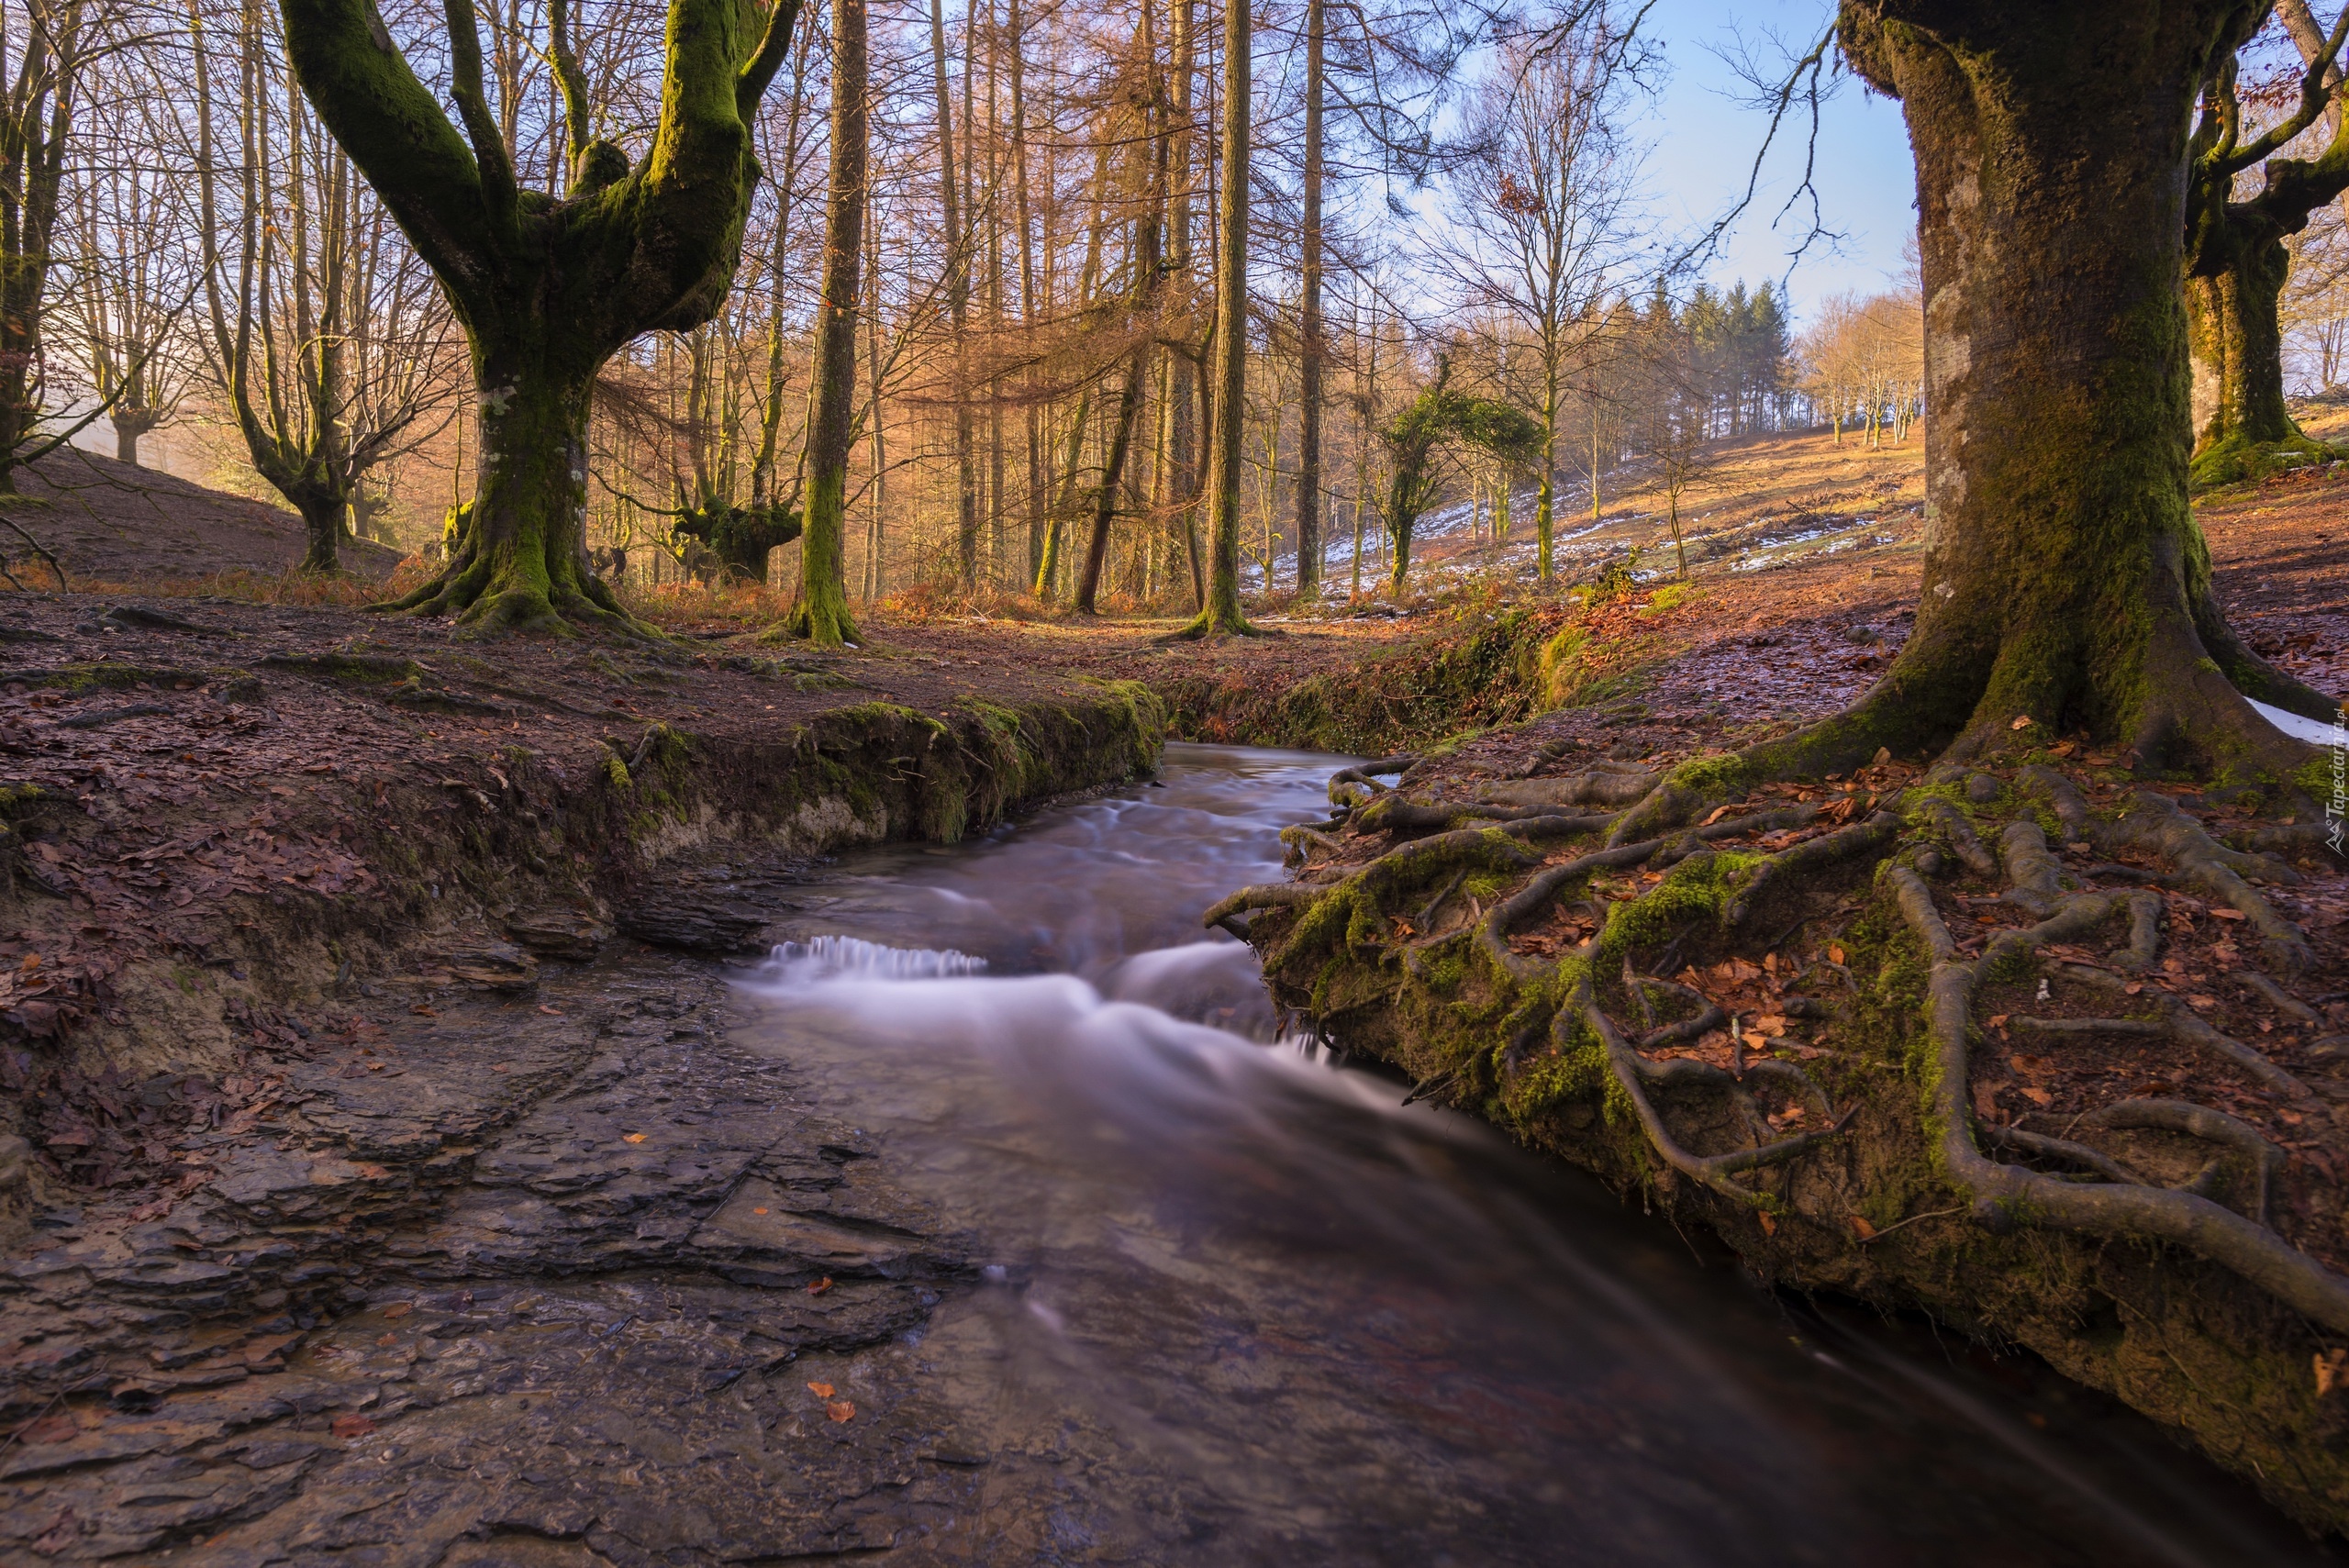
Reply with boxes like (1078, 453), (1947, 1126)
(1891, 865), (2349, 1336)
(1225, 735), (2347, 1339)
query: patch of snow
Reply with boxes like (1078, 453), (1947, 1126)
(2248, 697), (2346, 746)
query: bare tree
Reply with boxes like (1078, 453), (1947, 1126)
(1443, 9), (1648, 583)
(194, 0), (458, 571)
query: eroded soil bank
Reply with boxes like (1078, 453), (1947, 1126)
(0, 591), (1164, 1561)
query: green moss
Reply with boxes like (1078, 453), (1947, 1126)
(259, 651), (424, 684)
(1639, 582), (1700, 617)
(28, 662), (212, 695)
(1665, 751), (1756, 797)
(601, 755), (632, 792)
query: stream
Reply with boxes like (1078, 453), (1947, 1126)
(733, 742), (2337, 1567)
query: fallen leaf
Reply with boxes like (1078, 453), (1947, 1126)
(2188, 995), (2219, 1009)
(1756, 1210), (1776, 1237)
(1851, 1215), (1879, 1240)
(1828, 944), (1846, 964)
(827, 1400), (856, 1423)
(2049, 741), (2076, 757)
(2009, 1054), (2052, 1074)
(1703, 804), (1737, 826)
(2009, 715), (2033, 731)
(808, 1276), (835, 1296)
(382, 1303), (412, 1319)
(376, 1332), (397, 1347)
(538, 1004), (564, 1016)
(2209, 908), (2245, 922)
(806, 1382), (836, 1398)
(2020, 1086), (2053, 1106)
(623, 1132), (648, 1144)
(408, 1004), (437, 1018)
(2123, 982), (2143, 995)
(752, 1207), (770, 1215)
(2320, 1351), (2349, 1397)
(1987, 1013), (2009, 1029)
(330, 1414), (376, 1440)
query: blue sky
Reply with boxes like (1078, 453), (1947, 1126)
(1638, 0), (1917, 323)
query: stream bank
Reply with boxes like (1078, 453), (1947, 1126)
(2, 745), (2329, 1565)
(1230, 727), (2349, 1536)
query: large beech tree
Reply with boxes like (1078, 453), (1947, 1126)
(2184, 1), (2349, 484)
(1728, 1), (2343, 791)
(277, 0), (802, 633)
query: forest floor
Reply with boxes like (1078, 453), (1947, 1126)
(0, 422), (2344, 1556)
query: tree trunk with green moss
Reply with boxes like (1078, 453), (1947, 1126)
(1803, 2), (2334, 787)
(2183, 31), (2349, 488)
(791, 0), (866, 648)
(279, 0), (803, 635)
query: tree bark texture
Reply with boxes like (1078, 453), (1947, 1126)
(1828, 1), (2334, 784)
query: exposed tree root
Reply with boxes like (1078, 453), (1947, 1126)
(1920, 795), (1999, 878)
(1720, 808), (1902, 927)
(1238, 733), (2349, 1343)
(1573, 973), (1854, 1208)
(373, 536), (661, 642)
(1328, 756), (1413, 810)
(1998, 818), (2065, 917)
(1890, 865), (2349, 1337)
(2052, 962), (2312, 1101)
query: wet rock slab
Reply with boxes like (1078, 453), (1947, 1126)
(0, 958), (981, 1564)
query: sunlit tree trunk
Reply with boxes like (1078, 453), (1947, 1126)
(1294, 0), (1324, 601)
(793, 0), (867, 644)
(928, 0), (979, 588)
(283, 0), (806, 631)
(1174, 0), (1258, 637)
(1819, 0), (2332, 778)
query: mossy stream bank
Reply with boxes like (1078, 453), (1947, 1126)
(1223, 737), (2349, 1539)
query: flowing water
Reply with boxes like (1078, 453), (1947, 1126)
(735, 743), (2335, 1567)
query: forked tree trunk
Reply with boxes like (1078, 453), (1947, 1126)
(1826, 2), (2332, 782)
(284, 0), (803, 636)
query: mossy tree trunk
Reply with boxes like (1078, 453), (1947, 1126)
(790, 0), (866, 648)
(2185, 242), (2293, 458)
(280, 0), (803, 634)
(2183, 30), (2349, 486)
(1816, 2), (2333, 784)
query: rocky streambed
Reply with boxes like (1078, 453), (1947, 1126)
(3, 745), (2334, 1565)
